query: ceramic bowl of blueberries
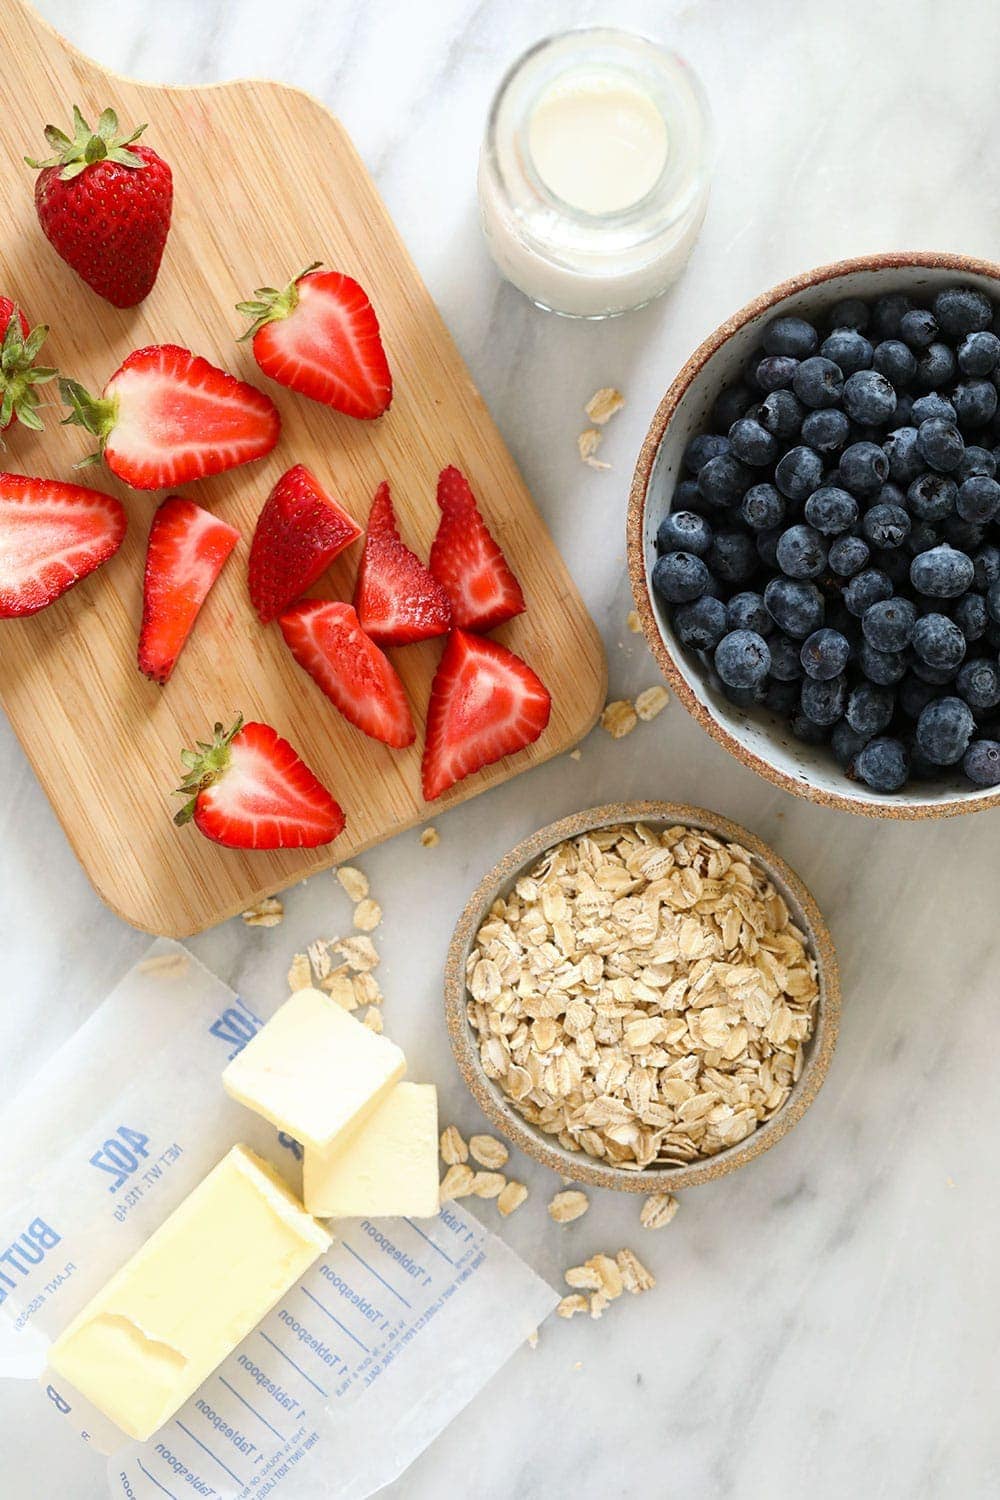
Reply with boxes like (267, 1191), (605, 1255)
(627, 251), (1000, 818)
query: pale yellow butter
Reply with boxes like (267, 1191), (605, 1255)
(48, 1146), (330, 1442)
(223, 987), (406, 1150)
(304, 1082), (439, 1219)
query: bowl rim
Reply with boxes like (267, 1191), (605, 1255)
(626, 249), (1000, 820)
(444, 800), (841, 1192)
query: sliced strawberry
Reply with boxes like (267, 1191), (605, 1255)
(238, 265), (392, 420)
(59, 345), (280, 490)
(248, 464), (361, 623)
(0, 298), (58, 432)
(174, 715), (345, 850)
(422, 629), (550, 800)
(279, 600), (415, 749)
(354, 481), (451, 646)
(429, 466), (525, 633)
(139, 496), (240, 684)
(0, 471), (126, 618)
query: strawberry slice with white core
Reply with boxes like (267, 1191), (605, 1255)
(139, 496), (240, 684)
(60, 344), (281, 490)
(429, 465), (526, 633)
(422, 629), (551, 800)
(0, 471), (126, 618)
(249, 464), (362, 623)
(175, 715), (345, 850)
(238, 265), (392, 420)
(354, 481), (451, 646)
(280, 600), (416, 749)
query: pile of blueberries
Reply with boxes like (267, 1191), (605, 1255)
(653, 283), (1000, 793)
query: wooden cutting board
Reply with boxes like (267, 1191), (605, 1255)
(0, 0), (606, 937)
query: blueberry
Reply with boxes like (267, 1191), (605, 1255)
(683, 433), (730, 474)
(756, 525), (784, 569)
(674, 478), (702, 512)
(828, 533), (871, 576)
(697, 453), (754, 508)
(958, 330), (1000, 376)
(862, 503), (910, 549)
(882, 426), (924, 483)
(769, 632), (806, 681)
(827, 297), (869, 332)
(728, 416), (779, 467)
(910, 545), (975, 598)
(743, 351), (769, 392)
(899, 308), (938, 349)
(957, 475), (1000, 523)
(801, 407), (851, 453)
(944, 517), (986, 551)
(831, 720), (871, 769)
(906, 472), (957, 521)
(800, 673), (848, 726)
(839, 441), (889, 495)
(763, 316), (819, 360)
(726, 591), (771, 635)
(953, 379), (998, 428)
(911, 392), (956, 425)
(906, 520), (939, 556)
(657, 510), (713, 555)
(855, 737), (910, 792)
(957, 658), (1000, 710)
(917, 417), (965, 471)
(844, 568), (894, 616)
(890, 394), (915, 428)
(790, 711), (831, 745)
(804, 485), (858, 535)
(912, 658), (961, 686)
(846, 681), (895, 736)
(713, 384), (754, 431)
(932, 285), (993, 338)
(858, 640), (907, 684)
(872, 339), (917, 387)
(987, 580), (1000, 623)
(652, 550), (710, 604)
(759, 389), (804, 439)
(793, 357), (845, 409)
(957, 445), (997, 481)
(714, 629), (771, 689)
(862, 597), (916, 651)
(764, 577), (825, 638)
(963, 739), (1000, 785)
(911, 613), (966, 670)
(800, 628), (850, 680)
(673, 594), (727, 651)
(754, 355), (800, 393)
(843, 369), (897, 424)
(954, 592), (988, 641)
(899, 673), (939, 719)
(764, 677), (801, 715)
(973, 545), (1000, 589)
(774, 445), (823, 501)
(916, 695), (975, 764)
(741, 483), (786, 531)
(707, 529), (758, 584)
(820, 328), (873, 374)
(776, 524), (827, 579)
(915, 342), (957, 390)
(872, 292), (912, 339)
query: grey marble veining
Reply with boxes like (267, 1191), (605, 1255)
(4, 1), (1000, 1496)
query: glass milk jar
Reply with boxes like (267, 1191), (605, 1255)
(478, 28), (713, 319)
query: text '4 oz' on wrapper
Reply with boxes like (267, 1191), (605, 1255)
(304, 1081), (440, 1219)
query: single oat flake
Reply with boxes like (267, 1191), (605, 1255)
(469, 1135), (509, 1170)
(549, 1189), (590, 1224)
(616, 1248), (656, 1294)
(627, 610), (642, 634)
(635, 685), (670, 721)
(498, 1180), (528, 1216)
(577, 428), (611, 469)
(584, 387), (625, 425)
(241, 896), (284, 927)
(138, 951), (190, 978)
(420, 827), (440, 848)
(471, 1171), (507, 1199)
(287, 952), (311, 992)
(440, 1126), (469, 1166)
(439, 1164), (475, 1203)
(600, 699), (638, 738)
(557, 1294), (589, 1319)
(336, 866), (369, 903)
(640, 1192), (679, 1230)
(353, 899), (383, 934)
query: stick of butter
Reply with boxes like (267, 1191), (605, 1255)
(47, 1145), (330, 1442)
(223, 987), (406, 1150)
(304, 1081), (439, 1219)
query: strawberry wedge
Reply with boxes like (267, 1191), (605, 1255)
(60, 345), (280, 490)
(280, 600), (415, 749)
(429, 466), (525, 633)
(139, 496), (240, 684)
(0, 471), (126, 618)
(249, 465), (361, 623)
(422, 629), (550, 800)
(354, 481), (451, 646)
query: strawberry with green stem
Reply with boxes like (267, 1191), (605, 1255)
(0, 298), (58, 432)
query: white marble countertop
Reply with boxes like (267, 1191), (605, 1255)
(4, 0), (1000, 1495)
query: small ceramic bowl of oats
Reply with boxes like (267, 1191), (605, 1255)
(444, 801), (840, 1192)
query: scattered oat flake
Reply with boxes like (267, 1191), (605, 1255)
(334, 936), (380, 972)
(362, 1007), (383, 1033)
(498, 1180), (528, 1216)
(323, 973), (358, 1011)
(420, 827), (440, 848)
(600, 699), (637, 738)
(569, 749), (582, 762)
(616, 1248), (656, 1294)
(353, 972), (383, 1007)
(138, 951), (190, 978)
(353, 899), (382, 933)
(557, 1294), (589, 1319)
(549, 1189), (590, 1224)
(627, 610), (641, 634)
(440, 1126), (468, 1166)
(635, 685), (670, 721)
(336, 866), (369, 903)
(577, 428), (611, 469)
(584, 386), (625, 425)
(241, 896), (284, 927)
(471, 1171), (507, 1199)
(439, 1164), (475, 1202)
(287, 952), (311, 992)
(527, 1329), (539, 1349)
(565, 1264), (602, 1292)
(469, 1135), (508, 1170)
(307, 939), (331, 980)
(640, 1193), (679, 1230)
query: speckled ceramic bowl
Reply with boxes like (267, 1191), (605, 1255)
(627, 251), (1000, 819)
(445, 802), (840, 1192)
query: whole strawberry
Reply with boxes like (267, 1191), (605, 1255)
(0, 298), (57, 431)
(25, 107), (172, 308)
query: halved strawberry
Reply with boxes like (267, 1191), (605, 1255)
(279, 600), (415, 749)
(354, 481), (451, 646)
(237, 264), (392, 420)
(0, 471), (126, 618)
(174, 714), (345, 850)
(0, 298), (58, 432)
(422, 629), (550, 800)
(429, 466), (525, 633)
(59, 345), (280, 490)
(248, 464), (361, 623)
(139, 496), (240, 684)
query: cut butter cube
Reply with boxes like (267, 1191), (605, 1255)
(304, 1081), (439, 1219)
(223, 987), (406, 1150)
(48, 1145), (330, 1442)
